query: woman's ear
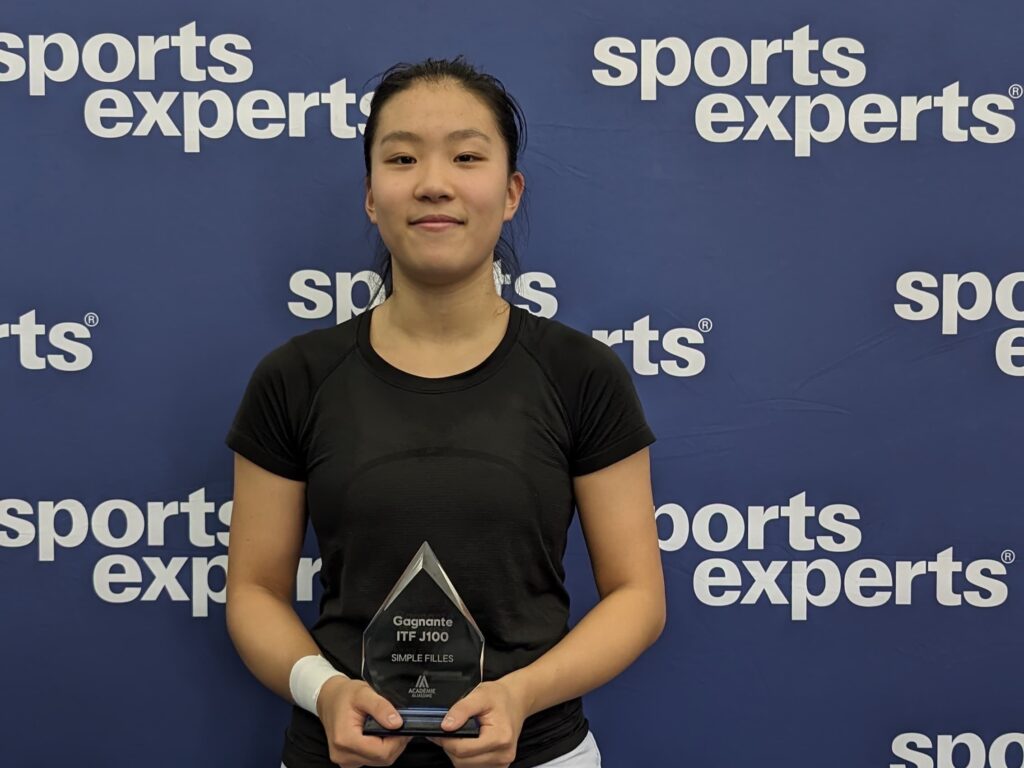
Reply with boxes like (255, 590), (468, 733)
(364, 176), (376, 224)
(504, 171), (525, 223)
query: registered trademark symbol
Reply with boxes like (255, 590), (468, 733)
(698, 317), (713, 333)
(1009, 84), (1023, 99)
(1001, 549), (1015, 564)
(83, 312), (100, 327)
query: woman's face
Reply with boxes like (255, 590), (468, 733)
(364, 81), (524, 287)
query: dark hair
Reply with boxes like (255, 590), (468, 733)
(361, 55), (529, 307)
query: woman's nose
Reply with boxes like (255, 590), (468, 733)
(414, 158), (454, 199)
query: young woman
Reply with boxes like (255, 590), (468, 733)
(225, 56), (665, 768)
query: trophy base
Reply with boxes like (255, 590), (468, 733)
(363, 708), (481, 737)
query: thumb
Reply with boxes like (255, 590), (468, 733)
(363, 689), (403, 731)
(441, 690), (485, 732)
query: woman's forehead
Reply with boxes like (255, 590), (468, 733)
(377, 83), (497, 139)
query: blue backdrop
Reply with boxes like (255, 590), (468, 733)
(2, 1), (1022, 766)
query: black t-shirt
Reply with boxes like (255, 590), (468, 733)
(225, 301), (656, 768)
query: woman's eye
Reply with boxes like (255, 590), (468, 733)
(388, 154), (479, 164)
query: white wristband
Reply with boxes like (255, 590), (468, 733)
(289, 654), (348, 716)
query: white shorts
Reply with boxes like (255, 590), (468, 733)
(533, 730), (602, 766)
(280, 729), (602, 767)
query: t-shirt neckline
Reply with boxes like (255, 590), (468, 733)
(356, 300), (524, 393)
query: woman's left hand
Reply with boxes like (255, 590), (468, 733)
(425, 678), (530, 768)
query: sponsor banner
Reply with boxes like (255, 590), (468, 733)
(1, 2), (1020, 766)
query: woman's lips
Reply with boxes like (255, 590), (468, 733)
(411, 221), (461, 231)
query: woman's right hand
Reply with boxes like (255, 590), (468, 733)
(315, 677), (413, 767)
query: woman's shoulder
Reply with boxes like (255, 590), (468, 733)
(246, 314), (360, 389)
(517, 306), (627, 375)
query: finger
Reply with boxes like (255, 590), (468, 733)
(356, 688), (404, 732)
(342, 733), (403, 766)
(429, 724), (509, 760)
(331, 693), (406, 764)
(441, 690), (489, 732)
(380, 735), (414, 763)
(333, 728), (399, 766)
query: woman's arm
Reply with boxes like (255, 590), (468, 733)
(226, 453), (414, 765)
(499, 445), (665, 717)
(428, 445), (664, 764)
(224, 452), (319, 701)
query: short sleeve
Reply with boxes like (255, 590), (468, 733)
(224, 339), (311, 481)
(570, 339), (657, 476)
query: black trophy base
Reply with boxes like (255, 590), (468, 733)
(363, 708), (480, 737)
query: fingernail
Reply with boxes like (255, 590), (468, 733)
(388, 713), (400, 725)
(442, 716), (453, 727)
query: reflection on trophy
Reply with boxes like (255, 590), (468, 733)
(362, 541), (484, 737)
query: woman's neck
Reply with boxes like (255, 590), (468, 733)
(377, 260), (509, 346)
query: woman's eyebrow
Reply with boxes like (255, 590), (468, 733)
(379, 128), (491, 146)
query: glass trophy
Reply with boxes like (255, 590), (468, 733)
(362, 541), (484, 737)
